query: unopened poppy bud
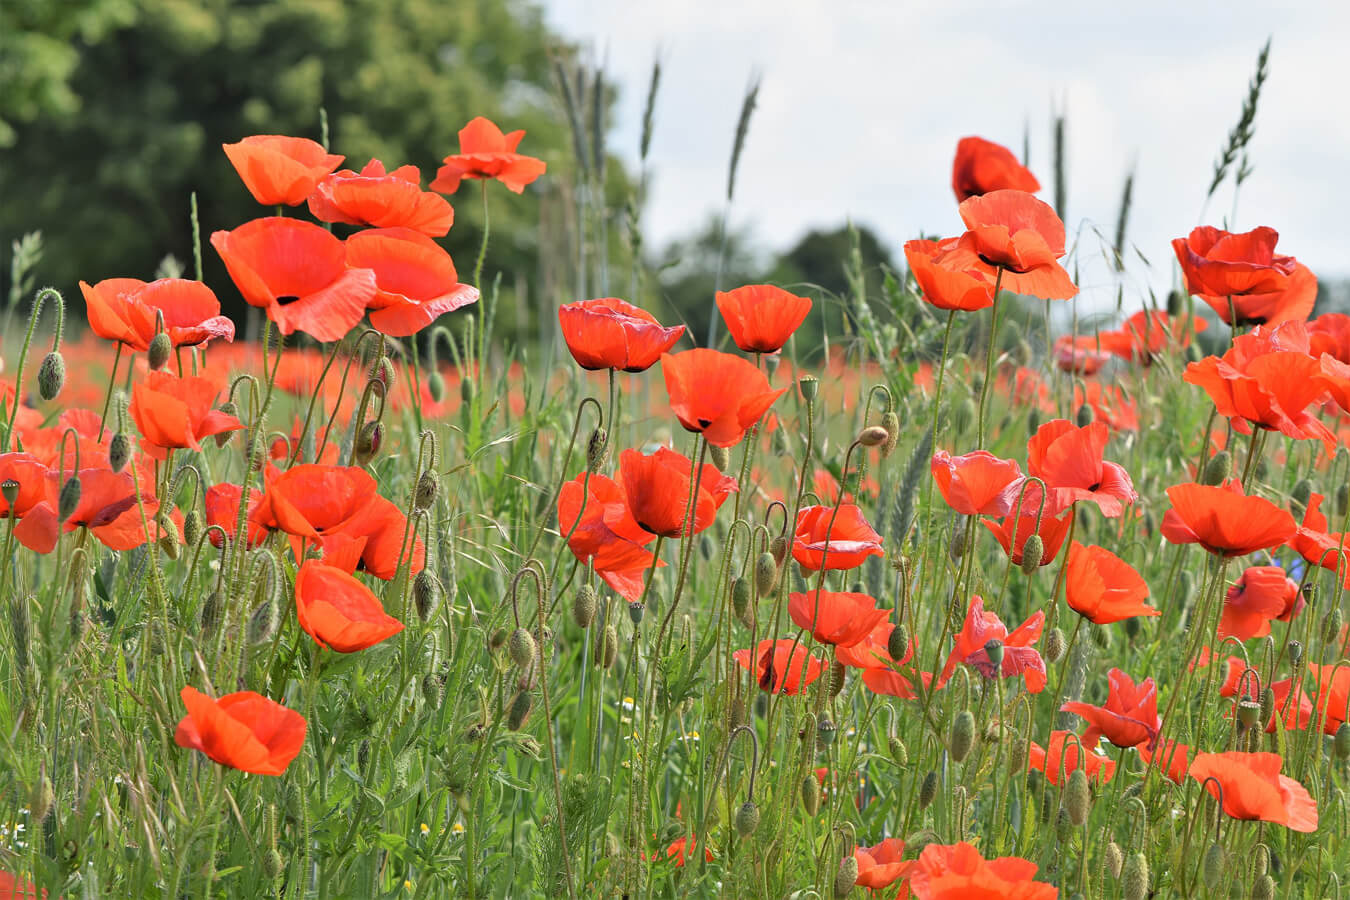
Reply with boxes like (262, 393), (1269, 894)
(1054, 806), (1072, 843)
(109, 432), (131, 472)
(1075, 403), (1094, 427)
(368, 356), (393, 387)
(729, 694), (747, 730)
(0, 480), (18, 507)
(1122, 853), (1149, 900)
(414, 471), (438, 511)
(887, 624), (910, 662)
(734, 800), (759, 838)
(1167, 289), (1185, 316)
(355, 421), (384, 464)
(1336, 722), (1350, 759)
(880, 411), (900, 457)
(156, 512), (179, 559)
(798, 375), (818, 403)
(55, 474), (81, 521)
(37, 351), (65, 400)
(952, 396), (975, 435)
(1338, 483), (1350, 517)
(461, 375), (476, 405)
(628, 601), (644, 625)
(586, 428), (609, 473)
(833, 855), (858, 897)
(414, 571), (443, 623)
(1020, 534), (1044, 573)
(1292, 477), (1313, 517)
(800, 774), (820, 816)
(817, 718), (837, 747)
(888, 735), (907, 766)
(984, 638), (1005, 670)
(769, 535), (789, 566)
(1202, 843), (1224, 890)
(1091, 623), (1112, 649)
(29, 772), (53, 823)
(200, 589), (223, 636)
(428, 372), (446, 402)
(179, 508), (203, 548)
(595, 624), (618, 668)
(1195, 449), (1232, 487)
(507, 691), (532, 730)
(263, 849), (285, 880)
(918, 770), (938, 809)
(1324, 607), (1343, 641)
(247, 597), (278, 645)
(1063, 768), (1090, 826)
(421, 672), (444, 707)
(1289, 640), (1303, 667)
(858, 425), (889, 448)
(212, 402), (239, 447)
(1252, 875), (1275, 900)
(950, 711), (975, 763)
(1044, 626), (1067, 663)
(1105, 841), (1123, 878)
(507, 627), (535, 669)
(147, 332), (172, 371)
(1237, 699), (1261, 729)
(754, 552), (777, 597)
(1027, 407), (1041, 433)
(571, 584), (598, 629)
(732, 577), (753, 627)
(709, 444), (732, 472)
(949, 522), (967, 560)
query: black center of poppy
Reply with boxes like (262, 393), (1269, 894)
(698, 418), (713, 428)
(1088, 482), (1101, 491)
(276, 295), (301, 306)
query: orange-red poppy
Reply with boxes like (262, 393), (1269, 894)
(52, 467), (177, 552)
(1309, 313), (1350, 363)
(557, 471), (664, 600)
(661, 349), (786, 448)
(1105, 309), (1207, 364)
(1220, 566), (1303, 640)
(174, 685), (306, 776)
(930, 449), (1024, 517)
(1187, 751), (1317, 832)
(307, 159), (454, 236)
(129, 371), (243, 458)
(943, 190), (1078, 300)
(854, 838), (912, 890)
(982, 509), (1072, 568)
(951, 136), (1040, 202)
(788, 589), (889, 648)
(1160, 480), (1296, 557)
(902, 238), (996, 312)
(204, 482), (273, 550)
(0, 871), (47, 899)
(661, 835), (714, 867)
(1308, 662), (1350, 734)
(558, 298), (685, 372)
(1061, 668), (1159, 750)
(79, 278), (235, 352)
(714, 284), (812, 353)
(294, 559), (403, 652)
(1139, 738), (1191, 784)
(318, 494), (426, 581)
(211, 217), (377, 342)
(1053, 333), (1112, 375)
(791, 504), (883, 571)
(345, 227), (479, 337)
(1064, 542), (1157, 624)
(1026, 419), (1137, 517)
(618, 447), (737, 539)
(1173, 226), (1314, 326)
(430, 116), (547, 194)
(1073, 381), (1139, 432)
(906, 842), (1056, 900)
(939, 595), (1046, 693)
(264, 464), (378, 540)
(222, 135), (344, 206)
(0, 453), (50, 519)
(835, 620), (914, 670)
(1290, 492), (1350, 575)
(732, 638), (824, 695)
(1028, 730), (1117, 785)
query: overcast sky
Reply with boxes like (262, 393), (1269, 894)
(543, 1), (1349, 311)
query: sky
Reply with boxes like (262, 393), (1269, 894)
(542, 1), (1350, 312)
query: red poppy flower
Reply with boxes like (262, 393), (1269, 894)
(661, 835), (714, 867)
(318, 494), (426, 581)
(930, 449), (1024, 517)
(714, 284), (812, 353)
(1073, 382), (1139, 432)
(1061, 668), (1159, 750)
(53, 467), (176, 552)
(733, 638), (824, 695)
(943, 190), (1078, 300)
(854, 838), (912, 890)
(1139, 738), (1191, 784)
(1309, 313), (1350, 363)
(1064, 542), (1157, 624)
(907, 842), (1056, 900)
(1172, 226), (1313, 326)
(661, 349), (787, 448)
(1028, 730), (1117, 785)
(430, 116), (546, 194)
(80, 278), (235, 352)
(557, 471), (664, 600)
(222, 135), (344, 206)
(1026, 419), (1137, 517)
(264, 464), (378, 539)
(174, 685), (306, 776)
(951, 136), (1040, 202)
(1160, 480), (1296, 557)
(0, 871), (47, 899)
(1187, 751), (1318, 832)
(1106, 309), (1207, 364)
(1308, 662), (1350, 734)
(939, 595), (1046, 693)
(1289, 492), (1350, 575)
(1220, 566), (1303, 640)
(791, 504), (884, 571)
(345, 228), (478, 337)
(307, 159), (454, 235)
(557, 298), (685, 372)
(835, 620), (911, 670)
(204, 482), (273, 550)
(1257, 677), (1314, 733)
(903, 238), (996, 312)
(982, 509), (1072, 568)
(130, 371), (243, 458)
(1053, 333), (1112, 375)
(211, 217), (377, 342)
(0, 453), (50, 519)
(788, 589), (889, 648)
(618, 447), (737, 539)
(294, 559), (403, 652)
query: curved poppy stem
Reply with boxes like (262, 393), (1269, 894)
(1, 286), (63, 452)
(975, 267), (1006, 448)
(96, 342), (125, 441)
(1048, 502), (1079, 610)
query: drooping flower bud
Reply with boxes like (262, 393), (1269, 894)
(507, 628), (536, 669)
(833, 855), (859, 898)
(731, 577), (753, 628)
(109, 432), (131, 472)
(414, 570), (443, 623)
(37, 351), (65, 401)
(354, 421), (384, 465)
(709, 444), (732, 472)
(599, 626), (618, 669)
(734, 800), (760, 838)
(1020, 534), (1044, 573)
(428, 371), (446, 403)
(918, 770), (938, 809)
(1335, 722), (1350, 759)
(858, 425), (889, 447)
(880, 411), (900, 458)
(586, 428), (609, 473)
(950, 711), (975, 763)
(571, 584), (598, 629)
(246, 596), (279, 646)
(1075, 403), (1093, 427)
(769, 535), (789, 566)
(1063, 768), (1090, 826)
(1122, 853), (1149, 900)
(1202, 843), (1225, 891)
(754, 552), (777, 597)
(414, 471), (439, 511)
(507, 691), (533, 731)
(1252, 875), (1275, 900)
(148, 332), (172, 371)
(1044, 626), (1067, 663)
(800, 774), (821, 816)
(887, 735), (907, 766)
(887, 624), (910, 663)
(1104, 841), (1123, 878)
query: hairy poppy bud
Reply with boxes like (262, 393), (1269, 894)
(148, 332), (172, 371)
(1324, 607), (1343, 642)
(833, 855), (858, 897)
(1254, 456), (1269, 482)
(355, 421), (384, 464)
(754, 552), (777, 597)
(428, 371), (446, 403)
(887, 624), (910, 662)
(858, 425), (889, 447)
(247, 596), (278, 645)
(888, 735), (907, 766)
(728, 694), (747, 730)
(1335, 722), (1350, 759)
(1020, 534), (1044, 573)
(1122, 853), (1149, 900)
(880, 411), (900, 458)
(507, 691), (532, 731)
(1292, 477), (1313, 517)
(1104, 841), (1123, 878)
(800, 774), (820, 816)
(798, 375), (818, 403)
(1075, 403), (1093, 427)
(769, 535), (789, 566)
(1338, 483), (1350, 517)
(507, 627), (535, 669)
(984, 638), (1005, 670)
(734, 800), (759, 838)
(421, 672), (444, 707)
(263, 849), (285, 880)
(156, 511), (179, 559)
(57, 476), (82, 522)
(709, 444), (732, 472)
(628, 602), (644, 625)
(918, 770), (938, 809)
(817, 718), (837, 747)
(732, 577), (753, 628)
(414, 471), (438, 511)
(949, 522), (967, 560)
(29, 772), (53, 823)
(108, 431), (131, 472)
(586, 428), (609, 473)
(37, 351), (65, 401)
(182, 508), (204, 548)
(1202, 843), (1224, 890)
(1063, 768), (1090, 826)
(571, 584), (598, 629)
(460, 376), (476, 405)
(1252, 875), (1275, 900)
(414, 571), (443, 623)
(1054, 806), (1073, 843)
(213, 402), (239, 447)
(599, 625), (618, 669)
(1044, 627), (1067, 664)
(950, 710), (975, 763)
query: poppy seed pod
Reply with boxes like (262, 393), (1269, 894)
(817, 718), (837, 747)
(887, 624), (910, 662)
(833, 855), (859, 897)
(413, 570), (443, 623)
(918, 770), (938, 809)
(628, 601), (644, 625)
(734, 800), (759, 838)
(507, 691), (533, 731)
(1105, 841), (1123, 878)
(754, 552), (777, 597)
(950, 711), (975, 763)
(858, 425), (889, 447)
(148, 332), (173, 371)
(880, 411), (900, 457)
(586, 428), (609, 473)
(709, 444), (732, 472)
(1237, 699), (1261, 729)
(571, 584), (598, 629)
(798, 375), (818, 403)
(1020, 534), (1045, 573)
(983, 638), (1005, 670)
(1063, 768), (1090, 826)
(507, 627), (535, 669)
(800, 774), (821, 816)
(0, 480), (17, 507)
(1289, 640), (1303, 667)
(37, 351), (65, 401)
(414, 471), (439, 511)
(732, 577), (753, 627)
(57, 476), (82, 522)
(1122, 853), (1149, 900)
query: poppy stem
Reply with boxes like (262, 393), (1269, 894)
(96, 342), (124, 441)
(473, 179), (491, 291)
(1239, 426), (1264, 490)
(975, 268), (1006, 447)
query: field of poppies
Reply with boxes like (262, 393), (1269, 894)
(1, 63), (1349, 899)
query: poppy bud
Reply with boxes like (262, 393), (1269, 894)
(887, 624), (910, 662)
(709, 444), (732, 472)
(918, 770), (938, 809)
(0, 480), (18, 506)
(109, 432), (131, 472)
(1027, 407), (1041, 433)
(1017, 534), (1044, 573)
(179, 508), (203, 548)
(1075, 403), (1094, 427)
(949, 522), (967, 560)
(798, 375), (818, 403)
(952, 397), (975, 436)
(1044, 626), (1067, 663)
(1337, 723), (1350, 759)
(421, 672), (444, 707)
(1166, 289), (1185, 316)
(1204, 450), (1236, 485)
(57, 476), (81, 522)
(1337, 483), (1350, 517)
(156, 511), (179, 559)
(833, 855), (858, 897)
(263, 849), (285, 880)
(732, 577), (753, 628)
(1237, 699), (1261, 730)
(858, 425), (889, 448)
(880, 411), (900, 458)
(1324, 607), (1343, 642)
(507, 691), (532, 731)
(817, 718), (837, 747)
(1091, 623), (1112, 649)
(888, 735), (907, 766)
(355, 421), (384, 464)
(1054, 807), (1073, 843)
(628, 601), (644, 625)
(414, 471), (438, 511)
(200, 588), (223, 637)
(461, 376), (476, 405)
(950, 710), (975, 763)
(507, 627), (535, 669)
(37, 351), (65, 400)
(1202, 843), (1225, 890)
(1254, 456), (1270, 482)
(599, 625), (618, 668)
(984, 638), (1005, 670)
(1122, 853), (1149, 900)
(1252, 875), (1275, 900)
(734, 800), (759, 838)
(728, 694), (747, 730)
(1291, 477), (1313, 518)
(754, 552), (777, 597)
(368, 356), (393, 388)
(414, 571), (443, 623)
(1105, 841), (1123, 878)
(247, 596), (278, 646)
(428, 371), (446, 402)
(800, 774), (820, 816)
(212, 402), (239, 447)
(147, 332), (172, 371)
(571, 584), (598, 629)
(1062, 767), (1090, 826)
(586, 428), (609, 473)
(29, 772), (53, 823)
(769, 535), (789, 566)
